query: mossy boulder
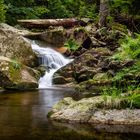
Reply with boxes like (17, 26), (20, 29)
(0, 56), (40, 90)
(49, 96), (140, 124)
(0, 28), (38, 67)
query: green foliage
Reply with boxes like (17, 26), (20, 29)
(0, 0), (6, 22)
(127, 92), (140, 108)
(79, 1), (97, 19)
(64, 39), (79, 51)
(112, 34), (140, 60)
(102, 85), (140, 109)
(113, 61), (140, 82)
(4, 0), (49, 25)
(110, 0), (132, 14)
(47, 0), (74, 18)
(3, 0), (99, 25)
(110, 0), (140, 16)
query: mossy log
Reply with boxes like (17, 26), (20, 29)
(18, 18), (83, 29)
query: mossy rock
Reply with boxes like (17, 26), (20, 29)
(0, 56), (39, 90)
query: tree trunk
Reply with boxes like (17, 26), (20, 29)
(18, 18), (80, 29)
(99, 0), (109, 27)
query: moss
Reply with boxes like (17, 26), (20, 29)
(47, 111), (54, 118)
(9, 61), (22, 82)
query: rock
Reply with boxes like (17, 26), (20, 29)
(0, 28), (38, 67)
(122, 60), (135, 67)
(93, 73), (109, 81)
(0, 23), (30, 35)
(76, 68), (97, 83)
(53, 76), (71, 84)
(79, 18), (94, 26)
(52, 97), (76, 112)
(40, 27), (66, 47)
(53, 47), (111, 85)
(49, 96), (140, 125)
(72, 47), (87, 56)
(49, 96), (101, 122)
(88, 109), (140, 125)
(107, 60), (122, 70)
(86, 57), (98, 67)
(0, 56), (39, 90)
(37, 65), (48, 77)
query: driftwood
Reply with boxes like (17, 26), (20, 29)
(18, 18), (81, 29)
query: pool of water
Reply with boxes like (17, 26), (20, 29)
(0, 89), (140, 140)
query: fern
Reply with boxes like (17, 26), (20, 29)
(112, 34), (140, 60)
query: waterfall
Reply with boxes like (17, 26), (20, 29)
(31, 41), (72, 88)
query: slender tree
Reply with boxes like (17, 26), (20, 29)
(99, 0), (109, 27)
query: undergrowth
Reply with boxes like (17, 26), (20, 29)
(102, 33), (140, 109)
(112, 34), (140, 60)
(102, 85), (140, 109)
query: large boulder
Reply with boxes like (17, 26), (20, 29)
(48, 96), (140, 125)
(0, 28), (38, 67)
(0, 56), (39, 90)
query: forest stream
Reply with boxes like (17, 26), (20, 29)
(1, 0), (140, 139)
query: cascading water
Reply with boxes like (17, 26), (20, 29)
(31, 41), (72, 88)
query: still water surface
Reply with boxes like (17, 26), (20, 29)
(0, 89), (140, 140)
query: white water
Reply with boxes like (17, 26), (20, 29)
(31, 41), (72, 88)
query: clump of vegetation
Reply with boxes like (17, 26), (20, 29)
(5, 0), (49, 25)
(112, 34), (140, 60)
(11, 59), (21, 70)
(102, 85), (140, 109)
(64, 39), (79, 51)
(9, 60), (21, 82)
(113, 61), (140, 82)
(101, 32), (140, 109)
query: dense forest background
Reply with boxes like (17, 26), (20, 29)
(0, 0), (140, 31)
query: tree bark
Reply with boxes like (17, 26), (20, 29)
(99, 0), (109, 27)
(18, 18), (80, 29)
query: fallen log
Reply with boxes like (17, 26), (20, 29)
(18, 18), (80, 29)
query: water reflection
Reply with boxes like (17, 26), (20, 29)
(0, 89), (140, 140)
